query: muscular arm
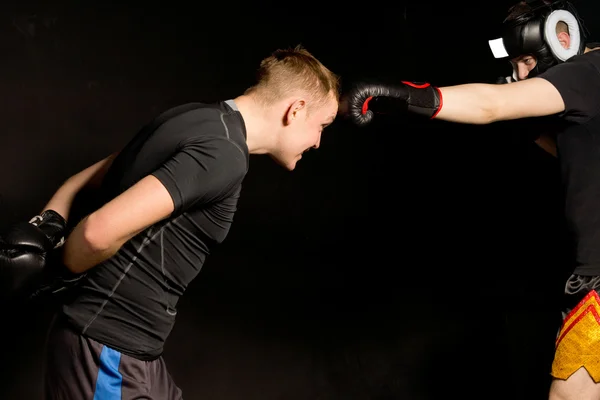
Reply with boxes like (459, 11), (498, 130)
(42, 152), (118, 221)
(61, 133), (246, 275)
(435, 78), (566, 124)
(62, 175), (175, 274)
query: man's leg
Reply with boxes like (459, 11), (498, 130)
(43, 315), (103, 400)
(44, 315), (183, 400)
(145, 356), (183, 400)
(550, 368), (600, 400)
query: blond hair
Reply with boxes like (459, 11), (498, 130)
(245, 45), (340, 112)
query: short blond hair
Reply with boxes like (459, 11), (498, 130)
(245, 45), (340, 112)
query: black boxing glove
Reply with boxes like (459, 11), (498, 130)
(340, 81), (443, 126)
(0, 209), (67, 297)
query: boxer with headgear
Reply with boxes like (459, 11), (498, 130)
(340, 1), (600, 399)
(490, 0), (588, 82)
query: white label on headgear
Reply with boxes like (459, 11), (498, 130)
(544, 10), (581, 61)
(489, 38), (509, 59)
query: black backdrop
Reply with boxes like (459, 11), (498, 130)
(0, 0), (598, 399)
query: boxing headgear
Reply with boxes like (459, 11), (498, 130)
(487, 0), (587, 81)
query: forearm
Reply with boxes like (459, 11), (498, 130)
(62, 210), (148, 274)
(42, 177), (91, 222)
(61, 215), (121, 273)
(436, 84), (499, 125)
(42, 153), (117, 221)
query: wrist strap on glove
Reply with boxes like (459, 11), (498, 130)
(29, 210), (67, 249)
(402, 82), (443, 118)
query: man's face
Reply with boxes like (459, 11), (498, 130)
(511, 54), (537, 80)
(271, 93), (338, 171)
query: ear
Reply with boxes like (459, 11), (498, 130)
(557, 31), (571, 50)
(284, 99), (306, 126)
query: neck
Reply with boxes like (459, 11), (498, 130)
(232, 94), (277, 155)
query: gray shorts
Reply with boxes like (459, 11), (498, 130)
(562, 273), (600, 315)
(43, 315), (183, 400)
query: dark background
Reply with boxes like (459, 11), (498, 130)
(1, 0), (598, 398)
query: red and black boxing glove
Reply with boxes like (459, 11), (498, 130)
(339, 80), (443, 126)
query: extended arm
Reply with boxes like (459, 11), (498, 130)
(340, 77), (566, 126)
(436, 78), (566, 124)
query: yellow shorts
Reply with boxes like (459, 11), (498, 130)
(552, 290), (600, 382)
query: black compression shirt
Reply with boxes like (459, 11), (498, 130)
(61, 100), (249, 360)
(538, 48), (600, 276)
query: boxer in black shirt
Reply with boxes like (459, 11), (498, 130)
(0, 45), (339, 400)
(340, 1), (600, 399)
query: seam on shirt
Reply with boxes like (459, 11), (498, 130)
(81, 215), (184, 334)
(219, 112), (230, 139)
(159, 229), (178, 316)
(219, 111), (247, 159)
(160, 229), (166, 276)
(176, 111), (246, 165)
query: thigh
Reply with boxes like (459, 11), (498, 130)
(148, 357), (183, 400)
(44, 316), (183, 400)
(43, 316), (104, 400)
(550, 275), (600, 399)
(118, 354), (182, 400)
(550, 367), (600, 400)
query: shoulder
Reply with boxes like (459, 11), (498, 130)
(159, 103), (230, 129)
(576, 48), (600, 65)
(535, 49), (600, 123)
(563, 48), (600, 71)
(539, 51), (600, 84)
(155, 103), (245, 144)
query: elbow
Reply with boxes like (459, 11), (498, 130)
(81, 213), (113, 253)
(481, 86), (506, 124)
(480, 99), (500, 125)
(62, 214), (110, 275)
(481, 108), (498, 125)
(62, 212), (119, 274)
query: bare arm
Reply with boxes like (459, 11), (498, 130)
(435, 78), (566, 124)
(62, 175), (175, 274)
(42, 152), (118, 221)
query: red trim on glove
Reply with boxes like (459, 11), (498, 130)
(402, 81), (443, 119)
(362, 96), (373, 115)
(402, 81), (431, 89)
